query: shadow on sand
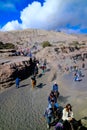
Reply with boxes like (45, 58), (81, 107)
(46, 68), (51, 72)
(82, 117), (87, 120)
(36, 83), (46, 88)
(19, 84), (29, 88)
(58, 95), (70, 103)
(38, 73), (43, 78)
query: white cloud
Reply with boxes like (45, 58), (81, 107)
(20, 2), (42, 29)
(1, 0), (87, 33)
(1, 20), (21, 31)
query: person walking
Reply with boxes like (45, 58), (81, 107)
(15, 77), (20, 88)
(31, 76), (36, 89)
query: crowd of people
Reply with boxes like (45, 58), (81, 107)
(43, 81), (83, 130)
(14, 56), (86, 130)
(15, 57), (47, 89)
(73, 67), (84, 82)
(44, 82), (61, 129)
(58, 63), (85, 82)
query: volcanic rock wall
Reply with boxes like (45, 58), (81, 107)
(0, 58), (31, 90)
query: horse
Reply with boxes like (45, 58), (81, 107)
(53, 119), (87, 130)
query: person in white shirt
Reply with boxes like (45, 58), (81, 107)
(62, 104), (80, 130)
(62, 103), (73, 121)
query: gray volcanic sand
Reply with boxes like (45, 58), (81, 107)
(58, 68), (87, 119)
(0, 69), (53, 130)
(0, 67), (87, 130)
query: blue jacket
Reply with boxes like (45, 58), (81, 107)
(15, 78), (20, 85)
(48, 95), (57, 104)
(53, 84), (58, 91)
(44, 106), (53, 117)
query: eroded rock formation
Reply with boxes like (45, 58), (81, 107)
(0, 57), (31, 90)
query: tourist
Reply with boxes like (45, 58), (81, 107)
(44, 99), (60, 129)
(62, 103), (73, 121)
(78, 69), (82, 77)
(41, 63), (45, 74)
(31, 76), (36, 89)
(34, 64), (38, 77)
(50, 99), (59, 120)
(74, 73), (80, 81)
(44, 104), (53, 129)
(82, 63), (85, 68)
(15, 77), (20, 88)
(43, 59), (47, 71)
(48, 91), (57, 104)
(52, 82), (59, 98)
(62, 103), (79, 130)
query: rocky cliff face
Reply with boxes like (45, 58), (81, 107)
(0, 57), (31, 90)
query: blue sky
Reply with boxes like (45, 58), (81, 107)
(0, 0), (87, 34)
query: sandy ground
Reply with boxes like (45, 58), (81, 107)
(57, 68), (87, 120)
(0, 65), (87, 130)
